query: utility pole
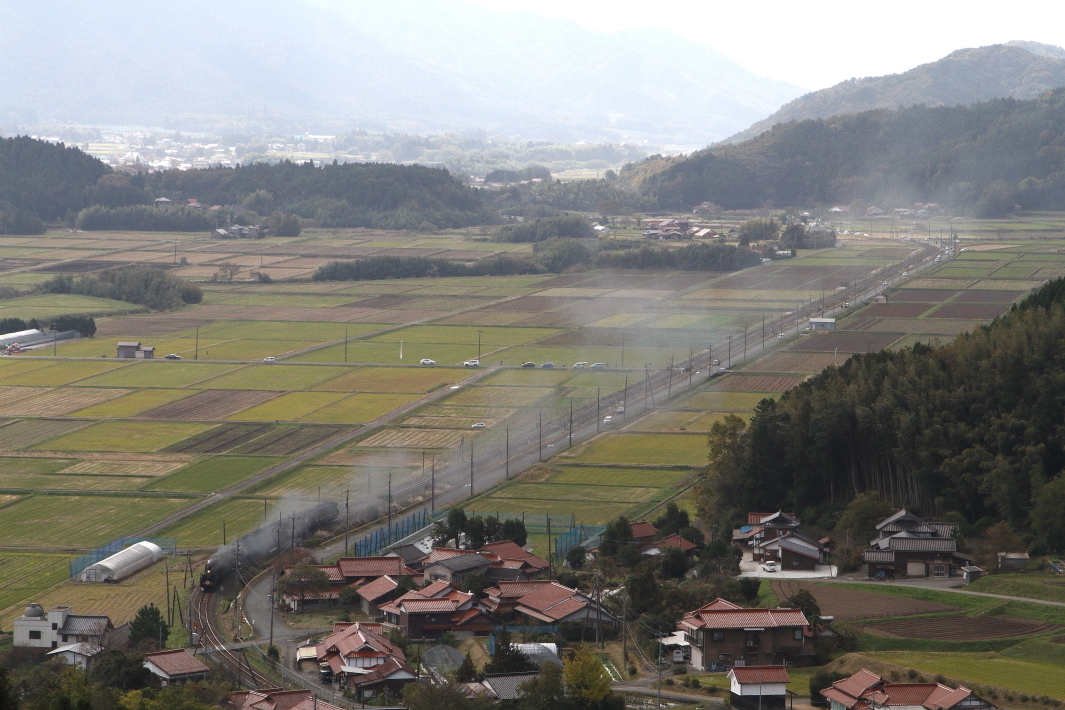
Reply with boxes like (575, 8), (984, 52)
(388, 470), (393, 532)
(656, 627), (663, 710)
(546, 514), (553, 576)
(344, 326), (348, 363)
(622, 596), (628, 665)
(538, 411), (543, 461)
(344, 489), (350, 555)
(222, 519), (226, 545)
(505, 428), (510, 479)
(431, 456), (436, 512)
(668, 356), (673, 397)
(477, 330), (483, 359)
(727, 335), (732, 368)
(195, 325), (200, 360)
(596, 387), (600, 432)
(269, 571), (275, 650)
(568, 398), (573, 447)
(744, 323), (748, 360)
(469, 441), (474, 497)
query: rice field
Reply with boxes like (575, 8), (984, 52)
(145, 455), (281, 492)
(0, 494), (192, 548)
(34, 421), (212, 452)
(571, 433), (708, 466)
(157, 497), (281, 547)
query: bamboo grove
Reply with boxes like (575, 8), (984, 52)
(698, 277), (1065, 552)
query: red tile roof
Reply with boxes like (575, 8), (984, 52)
(730, 666), (790, 685)
(486, 580), (556, 600)
(143, 649), (209, 677)
(680, 599), (808, 630)
(642, 534), (697, 553)
(232, 689), (320, 710)
(832, 669), (884, 698)
(422, 548), (479, 565)
(630, 521), (658, 539)
(480, 541), (550, 569)
(337, 557), (413, 578)
(356, 575), (399, 602)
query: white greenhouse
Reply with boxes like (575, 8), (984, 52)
(80, 541), (164, 582)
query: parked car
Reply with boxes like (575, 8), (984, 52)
(615, 406), (625, 414)
(164, 354), (181, 360)
(589, 363), (605, 369)
(712, 359), (720, 366)
(420, 358), (436, 365)
(463, 360), (480, 367)
(602, 415), (613, 425)
(263, 357), (276, 363)
(762, 560), (778, 573)
(471, 422), (486, 429)
(540, 362), (554, 368)
(572, 362), (588, 368)
(521, 362), (536, 368)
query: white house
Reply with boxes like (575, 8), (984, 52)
(727, 665), (789, 710)
(14, 604), (113, 650)
(46, 642), (103, 669)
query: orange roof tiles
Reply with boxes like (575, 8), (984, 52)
(143, 649), (209, 677)
(730, 666), (790, 685)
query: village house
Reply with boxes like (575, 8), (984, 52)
(14, 604), (114, 651)
(379, 581), (497, 640)
(507, 580), (617, 630)
(314, 622), (416, 696)
(639, 533), (698, 557)
(678, 598), (811, 670)
(142, 649), (210, 686)
(727, 666), (790, 710)
(732, 511), (801, 553)
(45, 643), (103, 669)
(356, 575), (403, 616)
(629, 521), (658, 546)
(231, 688), (345, 710)
(337, 556), (416, 585)
(420, 544), (550, 585)
(863, 509), (967, 579)
(821, 668), (997, 709)
(758, 530), (829, 570)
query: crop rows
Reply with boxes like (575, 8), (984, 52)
(165, 423), (274, 454)
(235, 424), (346, 455)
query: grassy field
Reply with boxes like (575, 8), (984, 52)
(157, 498), (281, 547)
(864, 651), (1065, 698)
(79, 362), (239, 388)
(72, 388), (195, 417)
(571, 433), (707, 466)
(965, 574), (1065, 604)
(0, 494), (192, 548)
(300, 392), (422, 423)
(35, 421), (212, 452)
(195, 364), (344, 390)
(0, 552), (73, 611)
(226, 391), (348, 421)
(145, 456), (281, 492)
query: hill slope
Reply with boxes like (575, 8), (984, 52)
(626, 88), (1065, 213)
(725, 43), (1065, 144)
(0, 0), (802, 146)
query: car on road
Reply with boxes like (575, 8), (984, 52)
(882, 280), (889, 286)
(420, 358), (436, 365)
(463, 360), (480, 367)
(712, 359), (720, 366)
(521, 362), (536, 368)
(540, 362), (554, 368)
(263, 357), (276, 363)
(572, 362), (588, 368)
(589, 363), (605, 369)
(615, 406), (625, 414)
(471, 422), (486, 429)
(165, 354), (181, 360)
(843, 301), (850, 308)
(602, 415), (613, 425)
(902, 271), (909, 276)
(762, 560), (778, 573)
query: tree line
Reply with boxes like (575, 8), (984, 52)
(697, 275), (1065, 553)
(39, 267), (203, 312)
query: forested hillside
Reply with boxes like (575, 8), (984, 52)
(698, 278), (1065, 553)
(0, 136), (111, 219)
(726, 43), (1065, 144)
(628, 88), (1065, 213)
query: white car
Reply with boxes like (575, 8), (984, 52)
(471, 422), (486, 429)
(763, 560), (778, 573)
(589, 363), (605, 369)
(463, 360), (480, 367)
(602, 415), (613, 425)
(263, 357), (276, 363)
(420, 359), (436, 365)
(573, 362), (588, 368)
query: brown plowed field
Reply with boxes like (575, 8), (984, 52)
(863, 615), (1058, 640)
(5, 388), (129, 417)
(788, 332), (900, 353)
(165, 422), (274, 454)
(928, 303), (1009, 319)
(711, 374), (805, 392)
(529, 275), (594, 288)
(953, 290), (1024, 303)
(140, 389), (281, 420)
(771, 581), (959, 622)
(888, 289), (959, 302)
(754, 351), (844, 372)
(860, 303), (933, 318)
(234, 424), (346, 455)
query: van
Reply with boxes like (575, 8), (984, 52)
(319, 663), (333, 683)
(573, 362), (588, 368)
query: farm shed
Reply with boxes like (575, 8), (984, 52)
(143, 649), (209, 685)
(80, 541), (164, 582)
(46, 642), (103, 669)
(873, 293), (889, 303)
(807, 317), (836, 331)
(727, 666), (789, 710)
(116, 341), (155, 359)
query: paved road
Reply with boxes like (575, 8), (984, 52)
(612, 684), (724, 706)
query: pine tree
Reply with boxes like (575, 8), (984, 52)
(129, 602), (168, 649)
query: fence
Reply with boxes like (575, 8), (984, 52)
(69, 536), (177, 578)
(350, 509), (431, 557)
(554, 524), (606, 561)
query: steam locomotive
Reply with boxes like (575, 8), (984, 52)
(199, 501), (339, 592)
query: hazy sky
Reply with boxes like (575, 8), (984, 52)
(458, 0), (1065, 89)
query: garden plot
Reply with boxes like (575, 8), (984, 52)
(863, 615), (1058, 640)
(0, 466), (151, 492)
(858, 303), (934, 318)
(787, 332), (901, 352)
(356, 428), (480, 449)
(0, 386), (53, 408)
(0, 420), (91, 449)
(4, 388), (130, 417)
(234, 424), (346, 455)
(953, 290), (1025, 303)
(905, 278), (975, 290)
(165, 423), (274, 454)
(887, 289), (960, 302)
(752, 351), (843, 372)
(928, 303), (1011, 319)
(60, 459), (187, 477)
(710, 374), (805, 392)
(145, 456), (280, 492)
(140, 389), (282, 420)
(771, 581), (958, 622)
(227, 392), (347, 421)
(35, 421), (211, 453)
(194, 364), (343, 390)
(0, 494), (192, 548)
(861, 318), (985, 335)
(971, 279), (1044, 291)
(0, 360), (124, 387)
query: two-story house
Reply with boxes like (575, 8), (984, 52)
(821, 668), (997, 709)
(677, 598), (810, 669)
(14, 604), (114, 651)
(379, 581), (497, 640)
(863, 509), (968, 579)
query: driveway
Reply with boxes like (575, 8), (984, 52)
(737, 546), (837, 579)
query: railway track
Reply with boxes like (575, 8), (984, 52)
(193, 588), (272, 689)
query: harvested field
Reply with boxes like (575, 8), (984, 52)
(858, 303), (933, 318)
(35, 421), (211, 452)
(227, 392), (346, 421)
(140, 389), (281, 420)
(300, 393), (422, 423)
(710, 374), (804, 392)
(233, 424), (346, 455)
(4, 388), (129, 416)
(487, 296), (585, 312)
(788, 332), (900, 352)
(0, 494), (191, 548)
(194, 364), (342, 390)
(356, 428), (474, 449)
(754, 351), (846, 372)
(863, 615), (1058, 640)
(573, 433), (707, 466)
(972, 279), (1043, 291)
(313, 366), (464, 393)
(165, 423), (274, 454)
(72, 389), (194, 418)
(145, 455), (279, 492)
(0, 360), (124, 387)
(862, 318), (983, 335)
(771, 581), (959, 622)
(953, 290), (1024, 303)
(445, 386), (554, 407)
(928, 303), (1009, 320)
(887, 290), (959, 302)
(59, 459), (186, 477)
(79, 362), (238, 388)
(0, 420), (90, 449)
(905, 278), (974, 290)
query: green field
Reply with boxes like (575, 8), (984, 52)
(299, 393), (421, 423)
(145, 456), (281, 492)
(546, 465), (691, 487)
(72, 388), (194, 417)
(0, 360), (124, 386)
(195, 364), (344, 390)
(78, 362), (239, 388)
(226, 391), (347, 421)
(0, 494), (192, 547)
(573, 433), (707, 466)
(313, 366), (468, 393)
(0, 552), (74, 611)
(249, 464), (362, 497)
(157, 498), (280, 547)
(965, 574), (1065, 604)
(370, 325), (560, 346)
(865, 651), (1065, 698)
(35, 421), (212, 452)
(293, 341), (481, 365)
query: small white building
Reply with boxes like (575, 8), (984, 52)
(727, 665), (789, 710)
(81, 541), (164, 582)
(807, 317), (836, 331)
(14, 604), (113, 650)
(46, 642), (103, 669)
